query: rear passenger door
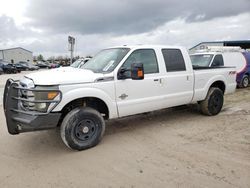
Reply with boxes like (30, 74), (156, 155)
(160, 49), (194, 107)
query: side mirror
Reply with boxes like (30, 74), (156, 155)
(131, 63), (144, 80)
(117, 63), (144, 80)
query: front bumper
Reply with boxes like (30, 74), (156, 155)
(3, 79), (61, 134)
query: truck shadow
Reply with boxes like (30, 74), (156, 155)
(105, 104), (200, 135)
(17, 104), (201, 155)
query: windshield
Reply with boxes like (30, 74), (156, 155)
(82, 48), (130, 73)
(190, 54), (214, 67)
(71, 59), (83, 68)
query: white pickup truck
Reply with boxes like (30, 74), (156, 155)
(3, 45), (236, 150)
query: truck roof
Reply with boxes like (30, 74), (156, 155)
(107, 45), (186, 50)
(191, 52), (218, 55)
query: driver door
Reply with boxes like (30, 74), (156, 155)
(115, 49), (163, 117)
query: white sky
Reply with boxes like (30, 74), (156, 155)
(0, 0), (29, 25)
(0, 0), (249, 58)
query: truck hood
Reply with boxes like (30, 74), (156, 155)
(25, 67), (104, 85)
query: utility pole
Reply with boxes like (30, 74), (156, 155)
(68, 36), (75, 65)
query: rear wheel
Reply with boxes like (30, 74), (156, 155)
(60, 107), (105, 151)
(200, 87), (224, 116)
(240, 75), (249, 88)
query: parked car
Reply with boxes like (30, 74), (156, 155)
(50, 62), (60, 68)
(71, 58), (91, 68)
(44, 62), (60, 69)
(3, 45), (236, 151)
(14, 63), (28, 72)
(18, 61), (39, 71)
(0, 61), (18, 74)
(36, 61), (50, 69)
(0, 67), (3, 75)
(190, 46), (250, 88)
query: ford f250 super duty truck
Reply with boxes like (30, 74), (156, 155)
(3, 45), (237, 150)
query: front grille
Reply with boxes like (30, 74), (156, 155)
(6, 80), (62, 115)
(19, 82), (36, 111)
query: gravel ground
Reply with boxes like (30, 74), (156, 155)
(0, 71), (249, 188)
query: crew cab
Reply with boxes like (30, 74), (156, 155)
(3, 45), (236, 150)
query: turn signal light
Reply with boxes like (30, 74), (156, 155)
(47, 92), (59, 100)
(137, 70), (143, 77)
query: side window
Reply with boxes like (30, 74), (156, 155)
(122, 49), (159, 75)
(211, 55), (224, 67)
(162, 49), (186, 72)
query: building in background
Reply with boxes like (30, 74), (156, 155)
(189, 40), (250, 54)
(0, 47), (33, 63)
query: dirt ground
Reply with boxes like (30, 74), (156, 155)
(0, 72), (249, 188)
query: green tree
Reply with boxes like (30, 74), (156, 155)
(37, 54), (44, 61)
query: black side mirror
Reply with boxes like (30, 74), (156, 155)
(117, 63), (144, 80)
(131, 63), (144, 80)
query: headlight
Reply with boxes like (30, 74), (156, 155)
(34, 90), (60, 112)
(19, 84), (61, 113)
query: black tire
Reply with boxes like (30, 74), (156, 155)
(240, 75), (249, 88)
(200, 87), (224, 116)
(60, 107), (105, 151)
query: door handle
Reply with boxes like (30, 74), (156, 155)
(119, 93), (128, 100)
(154, 78), (163, 84)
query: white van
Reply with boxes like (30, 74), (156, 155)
(190, 47), (250, 87)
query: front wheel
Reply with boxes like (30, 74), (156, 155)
(200, 87), (224, 116)
(60, 107), (105, 151)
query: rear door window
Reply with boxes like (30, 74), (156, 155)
(162, 49), (186, 72)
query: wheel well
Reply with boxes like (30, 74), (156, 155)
(210, 81), (225, 93)
(58, 97), (109, 126)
